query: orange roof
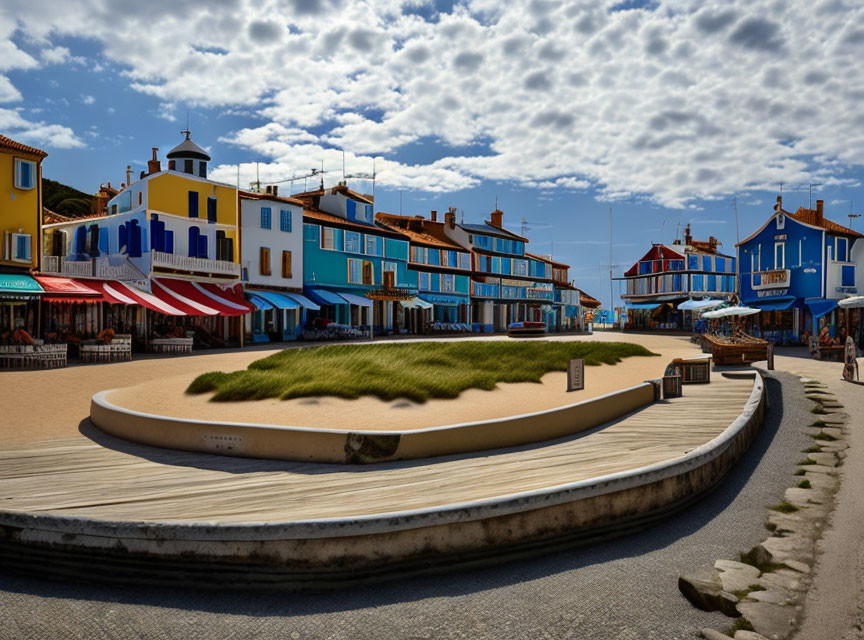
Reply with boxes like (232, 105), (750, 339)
(376, 212), (466, 250)
(0, 134), (47, 158)
(302, 208), (407, 238)
(239, 189), (305, 207)
(525, 251), (570, 269)
(293, 184), (374, 205)
(578, 289), (602, 308)
(789, 207), (863, 238)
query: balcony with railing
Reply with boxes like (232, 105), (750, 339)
(41, 255), (94, 277)
(751, 269), (790, 291)
(151, 251), (240, 278)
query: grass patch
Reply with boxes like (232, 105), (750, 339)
(765, 521), (777, 532)
(799, 457), (816, 466)
(769, 502), (800, 514)
(794, 468), (806, 476)
(811, 419), (827, 427)
(726, 618), (755, 635)
(802, 445), (822, 453)
(798, 479), (811, 489)
(186, 341), (658, 403)
(812, 432), (836, 441)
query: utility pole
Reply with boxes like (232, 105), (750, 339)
(609, 206), (614, 329)
(733, 196), (740, 244)
(809, 183), (822, 209)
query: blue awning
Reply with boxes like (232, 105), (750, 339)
(806, 299), (838, 319)
(247, 290), (300, 310)
(625, 302), (661, 309)
(246, 294), (275, 311)
(752, 298), (796, 311)
(283, 292), (320, 311)
(339, 292), (373, 307)
(305, 287), (349, 306)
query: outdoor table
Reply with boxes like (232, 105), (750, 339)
(150, 338), (194, 355)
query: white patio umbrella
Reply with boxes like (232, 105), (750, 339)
(838, 296), (864, 309)
(701, 306), (761, 319)
(677, 298), (725, 311)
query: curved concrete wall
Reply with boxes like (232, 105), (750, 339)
(1, 373), (766, 590)
(89, 382), (656, 464)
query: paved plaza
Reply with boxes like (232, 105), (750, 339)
(0, 335), (861, 639)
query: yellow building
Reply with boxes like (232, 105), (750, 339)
(1, 134), (46, 272)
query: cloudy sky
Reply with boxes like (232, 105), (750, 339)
(2, 0), (863, 303)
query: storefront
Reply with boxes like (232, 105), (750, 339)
(0, 273), (42, 343)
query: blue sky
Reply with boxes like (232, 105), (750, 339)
(3, 0), (864, 306)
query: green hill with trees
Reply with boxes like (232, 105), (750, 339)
(42, 178), (95, 217)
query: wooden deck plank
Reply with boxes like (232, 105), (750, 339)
(0, 376), (755, 523)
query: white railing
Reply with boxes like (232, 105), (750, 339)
(41, 255), (94, 277)
(751, 269), (790, 290)
(151, 251), (240, 277)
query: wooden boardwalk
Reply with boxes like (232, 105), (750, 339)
(0, 375), (755, 524)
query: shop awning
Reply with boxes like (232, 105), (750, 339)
(750, 297), (796, 312)
(246, 289), (300, 310)
(625, 302), (661, 310)
(806, 299), (838, 319)
(305, 287), (349, 306)
(88, 279), (186, 315)
(339, 292), (373, 307)
(419, 293), (468, 306)
(283, 293), (320, 311)
(193, 282), (253, 316)
(247, 294), (275, 311)
(33, 276), (101, 304)
(150, 278), (222, 316)
(401, 297), (434, 310)
(0, 273), (42, 299)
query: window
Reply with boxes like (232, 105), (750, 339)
(281, 251), (292, 278)
(11, 233), (31, 261)
(260, 206), (271, 229)
(430, 273), (440, 291)
(362, 261), (374, 285)
(188, 191), (199, 218)
(365, 235), (381, 256)
(842, 265), (855, 287)
(346, 199), (357, 221)
(199, 162), (207, 178)
(687, 255), (699, 270)
(459, 253), (470, 270)
(411, 246), (425, 263)
(445, 250), (458, 267)
(345, 231), (361, 253)
(280, 209), (292, 232)
(13, 159), (36, 190)
(774, 242), (785, 269)
(216, 230), (232, 261)
(777, 213), (785, 229)
(514, 259), (528, 276)
(259, 247), (271, 276)
(321, 227), (335, 250)
(441, 274), (455, 292)
(184, 159), (193, 174)
(383, 261), (396, 288)
(798, 240), (803, 267)
(138, 192), (143, 206)
(419, 271), (430, 290)
(702, 255), (712, 271)
(836, 237), (849, 262)
(348, 258), (363, 284)
(365, 204), (373, 223)
(427, 248), (441, 266)
(207, 197), (217, 223)
(188, 226), (200, 258)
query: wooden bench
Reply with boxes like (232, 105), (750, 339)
(150, 338), (194, 355)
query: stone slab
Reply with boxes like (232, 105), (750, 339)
(736, 601), (797, 640)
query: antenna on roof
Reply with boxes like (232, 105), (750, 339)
(733, 196), (740, 244)
(344, 157), (377, 203)
(808, 183), (822, 209)
(521, 216), (530, 236)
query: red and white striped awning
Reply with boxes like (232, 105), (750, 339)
(151, 278), (252, 316)
(88, 279), (186, 316)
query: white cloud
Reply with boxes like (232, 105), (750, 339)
(3, 1), (864, 205)
(0, 108), (85, 149)
(0, 75), (21, 102)
(81, 94), (95, 105)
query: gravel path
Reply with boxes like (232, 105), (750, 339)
(0, 371), (811, 640)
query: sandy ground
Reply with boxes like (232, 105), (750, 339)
(0, 332), (698, 443)
(105, 333), (699, 430)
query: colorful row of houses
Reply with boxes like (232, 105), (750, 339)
(0, 132), (600, 350)
(618, 197), (864, 349)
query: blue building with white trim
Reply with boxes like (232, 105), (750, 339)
(737, 196), (862, 343)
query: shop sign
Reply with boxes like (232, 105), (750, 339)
(567, 358), (584, 392)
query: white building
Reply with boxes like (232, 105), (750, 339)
(240, 188), (315, 342)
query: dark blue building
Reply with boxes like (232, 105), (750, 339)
(737, 197), (862, 344)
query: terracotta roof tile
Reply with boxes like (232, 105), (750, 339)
(302, 208), (407, 238)
(0, 134), (48, 158)
(375, 213), (466, 250)
(239, 189), (305, 206)
(789, 207), (863, 238)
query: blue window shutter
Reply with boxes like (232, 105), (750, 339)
(16, 235), (25, 259)
(346, 199), (356, 221)
(261, 207), (271, 229)
(365, 204), (373, 222)
(188, 191), (199, 218)
(75, 226), (87, 255)
(99, 228), (108, 253)
(118, 224), (127, 252)
(20, 161), (31, 188)
(151, 219), (164, 252)
(207, 197), (217, 223)
(188, 227), (200, 257)
(198, 234), (208, 259)
(164, 230), (174, 254)
(129, 220), (142, 257)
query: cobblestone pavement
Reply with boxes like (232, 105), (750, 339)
(0, 372), (810, 640)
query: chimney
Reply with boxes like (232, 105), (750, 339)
(490, 208), (503, 228)
(445, 208), (456, 229)
(815, 199), (824, 221)
(775, 195), (782, 212)
(708, 236), (718, 253)
(430, 210), (437, 222)
(273, 185), (278, 196)
(139, 170), (146, 180)
(126, 165), (132, 186)
(168, 159), (176, 171)
(266, 185), (272, 195)
(684, 224), (692, 247)
(147, 148), (161, 175)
